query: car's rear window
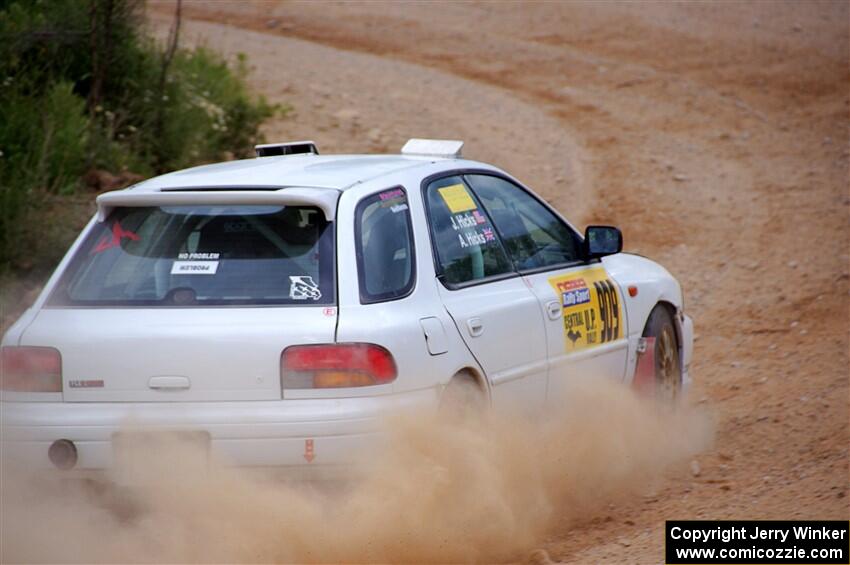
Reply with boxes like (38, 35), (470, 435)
(49, 205), (335, 306)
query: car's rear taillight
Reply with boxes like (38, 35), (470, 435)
(0, 346), (62, 392)
(281, 343), (397, 389)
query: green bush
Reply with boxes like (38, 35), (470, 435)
(0, 0), (278, 273)
(0, 81), (89, 265)
(134, 47), (276, 172)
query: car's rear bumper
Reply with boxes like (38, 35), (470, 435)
(0, 387), (439, 474)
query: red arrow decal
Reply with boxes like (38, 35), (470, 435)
(93, 220), (140, 254)
(304, 439), (315, 463)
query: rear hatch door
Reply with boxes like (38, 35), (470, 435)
(26, 196), (338, 402)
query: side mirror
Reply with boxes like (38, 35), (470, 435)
(584, 225), (623, 259)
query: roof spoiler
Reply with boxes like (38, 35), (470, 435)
(255, 141), (319, 157)
(401, 138), (463, 159)
(95, 187), (339, 222)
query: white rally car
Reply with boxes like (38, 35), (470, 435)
(1, 139), (693, 473)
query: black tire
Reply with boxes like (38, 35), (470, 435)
(642, 305), (682, 402)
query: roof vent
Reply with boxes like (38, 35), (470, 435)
(401, 138), (463, 159)
(255, 141), (319, 157)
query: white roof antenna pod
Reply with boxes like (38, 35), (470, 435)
(401, 138), (464, 159)
(255, 141), (319, 157)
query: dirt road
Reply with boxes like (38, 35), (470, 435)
(153, 0), (846, 561)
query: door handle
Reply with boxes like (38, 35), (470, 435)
(546, 300), (562, 320)
(466, 317), (484, 337)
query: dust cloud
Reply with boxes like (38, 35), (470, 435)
(1, 377), (712, 563)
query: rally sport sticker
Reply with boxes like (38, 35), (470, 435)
(548, 267), (623, 352)
(289, 276), (322, 301)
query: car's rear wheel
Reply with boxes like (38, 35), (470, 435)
(642, 305), (682, 402)
(439, 371), (487, 419)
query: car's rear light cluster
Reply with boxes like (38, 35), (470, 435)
(0, 346), (63, 392)
(281, 343), (397, 389)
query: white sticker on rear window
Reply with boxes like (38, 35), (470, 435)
(289, 275), (322, 300)
(178, 252), (220, 260)
(171, 261), (219, 275)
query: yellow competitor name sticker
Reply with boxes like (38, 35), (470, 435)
(438, 183), (477, 213)
(548, 267), (623, 352)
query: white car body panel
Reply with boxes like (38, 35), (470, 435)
(521, 266), (629, 402)
(19, 307), (335, 402)
(333, 175), (485, 401)
(436, 278), (548, 413)
(1, 148), (693, 474)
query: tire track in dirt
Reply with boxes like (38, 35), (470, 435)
(147, 10), (592, 221)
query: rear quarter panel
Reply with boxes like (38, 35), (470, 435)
(334, 164), (490, 399)
(2, 216), (99, 348)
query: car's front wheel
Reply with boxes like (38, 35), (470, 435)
(642, 305), (682, 402)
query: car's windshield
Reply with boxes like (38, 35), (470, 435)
(49, 205), (334, 306)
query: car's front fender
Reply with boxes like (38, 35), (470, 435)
(602, 253), (684, 337)
(602, 253), (692, 386)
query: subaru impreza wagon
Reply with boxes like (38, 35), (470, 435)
(1, 139), (693, 473)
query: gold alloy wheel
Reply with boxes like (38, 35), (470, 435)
(656, 325), (680, 401)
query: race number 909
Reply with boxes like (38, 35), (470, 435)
(594, 278), (620, 343)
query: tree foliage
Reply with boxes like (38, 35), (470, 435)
(0, 0), (277, 271)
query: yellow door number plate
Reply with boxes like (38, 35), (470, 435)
(548, 267), (623, 352)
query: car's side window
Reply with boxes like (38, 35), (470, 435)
(465, 174), (582, 271)
(424, 176), (513, 285)
(355, 187), (416, 303)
